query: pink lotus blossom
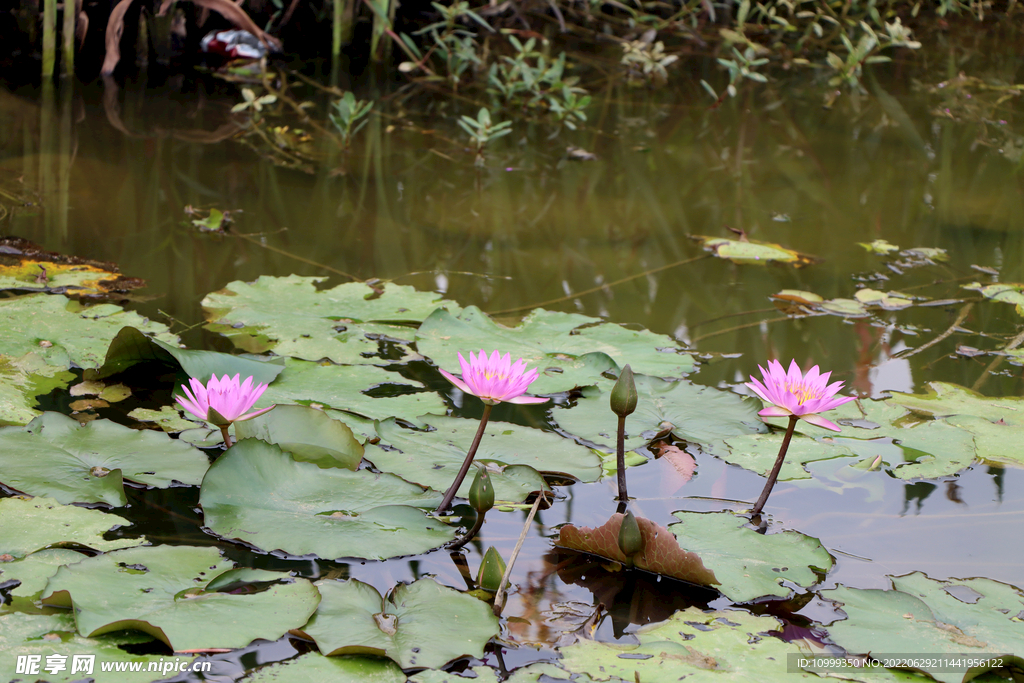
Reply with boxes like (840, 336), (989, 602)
(439, 350), (548, 405)
(745, 359), (855, 432)
(176, 374), (275, 426)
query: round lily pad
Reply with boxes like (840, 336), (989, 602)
(199, 439), (454, 560)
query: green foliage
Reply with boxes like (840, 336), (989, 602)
(329, 92), (374, 149)
(458, 107), (512, 165)
(0, 497), (143, 558)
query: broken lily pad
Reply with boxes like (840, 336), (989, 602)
(555, 513), (718, 586)
(0, 412), (210, 506)
(367, 416), (599, 503)
(822, 572), (1024, 683)
(199, 439), (453, 560)
(202, 275), (453, 363)
(552, 375), (764, 452)
(41, 545), (320, 652)
(668, 511), (832, 603)
(416, 307), (694, 395)
(0, 497), (144, 558)
(298, 578), (499, 669)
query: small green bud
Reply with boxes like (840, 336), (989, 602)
(617, 510), (643, 564)
(468, 465), (494, 514)
(610, 365), (638, 418)
(477, 546), (507, 592)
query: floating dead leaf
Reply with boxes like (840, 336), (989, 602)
(0, 237), (145, 298)
(69, 398), (109, 412)
(770, 290), (823, 315)
(690, 236), (820, 268)
(556, 513), (718, 587)
(70, 380), (106, 396)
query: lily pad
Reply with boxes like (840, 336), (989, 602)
(0, 612), (192, 683)
(859, 239), (901, 255)
(416, 307), (694, 395)
(888, 382), (1024, 424)
(298, 579), (499, 669)
(202, 275), (453, 363)
(822, 572), (1024, 683)
(199, 439), (454, 560)
(0, 548), (88, 597)
(553, 376), (764, 452)
(41, 545), (321, 651)
(854, 288), (915, 310)
(128, 406), (202, 433)
(0, 352), (75, 426)
(242, 653), (406, 683)
(0, 294), (176, 370)
(690, 235), (820, 267)
(367, 416), (600, 503)
(256, 359), (447, 426)
(558, 608), (819, 681)
(964, 282), (1024, 316)
(702, 432), (857, 481)
(555, 513), (718, 586)
(89, 326), (285, 384)
(668, 511), (832, 603)
(0, 497), (144, 558)
(0, 412), (210, 505)
(235, 404), (363, 469)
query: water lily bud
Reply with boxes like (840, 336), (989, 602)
(468, 465), (494, 514)
(617, 510), (643, 561)
(477, 546), (506, 592)
(610, 365), (638, 418)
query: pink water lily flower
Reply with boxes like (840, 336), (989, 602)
(176, 374), (275, 426)
(745, 359), (855, 431)
(439, 350), (548, 405)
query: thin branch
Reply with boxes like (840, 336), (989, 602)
(492, 491), (547, 616)
(972, 325), (1024, 392)
(894, 302), (974, 360)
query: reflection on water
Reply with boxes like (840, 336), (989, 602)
(2, 19), (1024, 677)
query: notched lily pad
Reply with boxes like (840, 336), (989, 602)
(690, 235), (821, 267)
(555, 513), (719, 587)
(40, 545), (320, 652)
(668, 511), (833, 603)
(0, 497), (144, 558)
(199, 439), (453, 560)
(297, 578), (499, 669)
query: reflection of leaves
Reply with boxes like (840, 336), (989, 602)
(556, 513), (718, 586)
(690, 235), (821, 267)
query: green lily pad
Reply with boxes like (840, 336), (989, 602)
(558, 608), (819, 681)
(0, 548), (88, 597)
(0, 294), (176, 370)
(822, 573), (1024, 683)
(0, 352), (75, 426)
(202, 275), (453, 363)
(553, 376), (764, 452)
(242, 653), (406, 683)
(128, 406), (202, 433)
(860, 239), (901, 255)
(416, 307), (694, 395)
(256, 359), (446, 427)
(0, 497), (144, 558)
(668, 511), (832, 603)
(703, 432), (857, 481)
(41, 545), (320, 651)
(888, 382), (1024, 424)
(199, 439), (454, 560)
(410, 664), (577, 683)
(235, 404), (363, 469)
(854, 288), (915, 310)
(0, 412), (210, 505)
(819, 297), (871, 317)
(691, 235), (820, 267)
(964, 282), (1024, 315)
(298, 579), (499, 669)
(367, 416), (599, 503)
(0, 612), (193, 683)
(89, 326), (285, 384)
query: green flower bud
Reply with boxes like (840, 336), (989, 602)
(617, 510), (643, 564)
(477, 546), (507, 592)
(610, 365), (638, 418)
(468, 465), (494, 514)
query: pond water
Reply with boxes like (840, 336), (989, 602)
(1, 17), (1023, 683)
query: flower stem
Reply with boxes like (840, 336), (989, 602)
(616, 415), (628, 503)
(751, 415), (798, 516)
(219, 425), (233, 448)
(446, 511), (486, 551)
(436, 403), (493, 514)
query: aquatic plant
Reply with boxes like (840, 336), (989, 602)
(328, 92), (373, 150)
(745, 360), (856, 515)
(435, 350), (547, 512)
(609, 364), (638, 504)
(176, 374), (276, 446)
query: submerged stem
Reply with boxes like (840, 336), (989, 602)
(616, 415), (628, 502)
(436, 403), (493, 514)
(750, 415), (799, 516)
